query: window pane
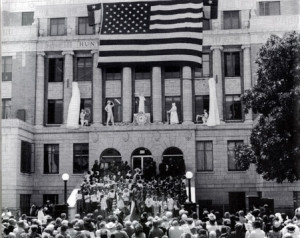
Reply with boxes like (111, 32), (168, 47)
(2, 99), (12, 119)
(231, 11), (240, 29)
(228, 150), (236, 170)
(233, 52), (240, 76)
(44, 144), (59, 174)
(223, 12), (232, 29)
(77, 58), (92, 81)
(73, 143), (89, 174)
(78, 23), (85, 35)
(106, 67), (122, 80)
(22, 12), (34, 26)
(224, 53), (231, 77)
(223, 11), (240, 29)
(48, 100), (63, 124)
(205, 151), (213, 170)
(270, 2), (280, 15)
(197, 151), (205, 171)
(164, 66), (180, 78)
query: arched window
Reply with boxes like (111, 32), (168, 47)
(131, 147), (154, 179)
(161, 147), (185, 176)
(100, 148), (122, 170)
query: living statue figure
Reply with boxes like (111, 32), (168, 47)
(105, 100), (115, 126)
(80, 109), (88, 126)
(136, 92), (146, 113)
(167, 102), (179, 124)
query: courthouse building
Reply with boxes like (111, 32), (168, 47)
(1, 0), (300, 215)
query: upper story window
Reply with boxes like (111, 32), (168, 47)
(2, 99), (11, 119)
(228, 140), (245, 171)
(22, 12), (34, 26)
(44, 144), (59, 174)
(76, 57), (92, 81)
(259, 1), (280, 16)
(47, 100), (63, 125)
(164, 66), (181, 78)
(21, 141), (34, 174)
(135, 66), (151, 79)
(225, 95), (242, 120)
(224, 52), (241, 77)
(2, 56), (12, 81)
(73, 143), (89, 174)
(223, 11), (240, 29)
(196, 141), (213, 171)
(203, 19), (211, 30)
(50, 18), (66, 36)
(106, 67), (122, 80)
(194, 53), (211, 78)
(78, 17), (95, 35)
(48, 58), (64, 82)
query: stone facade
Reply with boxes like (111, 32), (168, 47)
(2, 0), (300, 215)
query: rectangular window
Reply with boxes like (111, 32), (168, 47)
(43, 194), (59, 205)
(165, 96), (181, 123)
(194, 53), (211, 78)
(225, 95), (242, 120)
(20, 194), (31, 215)
(224, 52), (240, 77)
(2, 56), (12, 81)
(21, 141), (34, 174)
(2, 99), (12, 119)
(44, 144), (59, 174)
(134, 96), (151, 114)
(48, 58), (64, 82)
(50, 18), (66, 36)
(164, 66), (181, 78)
(197, 141), (213, 171)
(47, 100), (63, 124)
(73, 143), (89, 174)
(106, 67), (122, 80)
(195, 95), (209, 123)
(223, 11), (240, 29)
(135, 66), (151, 79)
(76, 57), (92, 81)
(105, 98), (122, 123)
(259, 1), (280, 16)
(228, 140), (244, 171)
(80, 99), (92, 125)
(203, 19), (211, 30)
(22, 12), (34, 26)
(78, 17), (95, 35)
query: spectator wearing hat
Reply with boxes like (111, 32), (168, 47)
(28, 224), (41, 238)
(96, 221), (111, 238)
(248, 220), (265, 238)
(112, 223), (129, 238)
(268, 221), (282, 238)
(206, 214), (218, 233)
(2, 208), (12, 220)
(169, 220), (184, 238)
(13, 220), (26, 238)
(180, 219), (191, 234)
(148, 220), (164, 238)
(123, 221), (134, 238)
(281, 224), (300, 238)
(132, 224), (146, 238)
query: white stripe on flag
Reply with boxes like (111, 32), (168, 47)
(150, 22), (202, 29)
(100, 32), (203, 40)
(150, 12), (203, 21)
(151, 2), (203, 11)
(98, 55), (202, 64)
(99, 43), (202, 52)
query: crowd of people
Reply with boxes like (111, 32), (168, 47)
(2, 160), (300, 238)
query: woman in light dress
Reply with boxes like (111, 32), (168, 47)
(167, 102), (179, 124)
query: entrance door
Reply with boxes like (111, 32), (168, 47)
(132, 156), (153, 173)
(229, 192), (246, 213)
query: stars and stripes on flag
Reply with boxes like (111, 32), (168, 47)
(87, 3), (102, 26)
(97, 0), (203, 67)
(203, 0), (218, 19)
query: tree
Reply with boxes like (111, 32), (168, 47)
(235, 32), (300, 183)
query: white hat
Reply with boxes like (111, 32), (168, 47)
(208, 213), (216, 221)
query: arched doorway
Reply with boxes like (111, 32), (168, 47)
(161, 147), (185, 177)
(131, 147), (154, 179)
(100, 148), (122, 170)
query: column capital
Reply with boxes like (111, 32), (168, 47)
(62, 51), (74, 56)
(210, 45), (223, 51)
(242, 44), (251, 50)
(91, 50), (98, 55)
(37, 51), (45, 57)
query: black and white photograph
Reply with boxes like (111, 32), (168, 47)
(1, 0), (300, 237)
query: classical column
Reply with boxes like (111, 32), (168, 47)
(91, 50), (102, 125)
(182, 66), (193, 124)
(242, 44), (252, 122)
(62, 51), (74, 125)
(152, 67), (162, 123)
(35, 52), (45, 126)
(211, 46), (224, 120)
(122, 67), (132, 123)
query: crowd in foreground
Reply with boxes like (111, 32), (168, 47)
(2, 205), (300, 238)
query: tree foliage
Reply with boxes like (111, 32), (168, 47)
(235, 32), (300, 183)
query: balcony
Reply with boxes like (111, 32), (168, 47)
(2, 25), (38, 42)
(250, 15), (300, 32)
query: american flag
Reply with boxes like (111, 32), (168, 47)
(97, 0), (203, 67)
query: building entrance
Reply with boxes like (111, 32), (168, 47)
(131, 148), (155, 179)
